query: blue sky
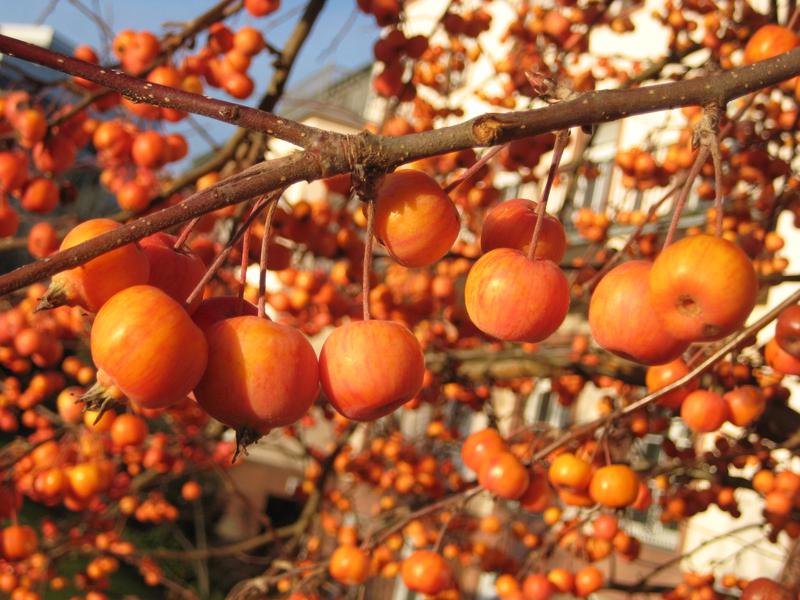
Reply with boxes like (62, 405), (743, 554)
(0, 0), (378, 157)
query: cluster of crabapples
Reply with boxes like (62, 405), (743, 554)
(317, 427), (645, 598)
(0, 283), (235, 597)
(0, 4), (284, 225)
(34, 163), (583, 442)
(108, 0), (278, 98)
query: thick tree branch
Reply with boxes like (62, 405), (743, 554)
(380, 48), (800, 159)
(0, 50), (799, 297)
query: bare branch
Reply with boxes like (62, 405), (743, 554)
(0, 49), (799, 297)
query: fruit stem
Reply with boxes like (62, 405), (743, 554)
(527, 130), (569, 261)
(789, 5), (800, 30)
(581, 183), (678, 295)
(711, 142), (724, 237)
(184, 192), (278, 309)
(362, 199), (375, 322)
(238, 201), (254, 311)
(173, 217), (199, 250)
(663, 145), (709, 248)
(443, 144), (505, 195)
(258, 199), (279, 319)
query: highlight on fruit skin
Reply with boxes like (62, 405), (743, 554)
(743, 24), (799, 65)
(465, 248), (570, 343)
(648, 234), (758, 342)
(87, 284), (208, 412)
(645, 358), (698, 410)
(776, 304), (800, 359)
(194, 315), (320, 453)
(319, 319), (424, 421)
(589, 464), (639, 508)
(480, 198), (567, 262)
(400, 550), (455, 595)
(374, 169), (460, 268)
(589, 260), (688, 365)
(328, 544), (369, 585)
(38, 218), (151, 313)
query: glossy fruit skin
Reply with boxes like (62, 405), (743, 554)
(519, 475), (552, 512)
(645, 358), (698, 410)
(593, 514), (619, 540)
(744, 25), (799, 64)
(140, 233), (206, 314)
(649, 235), (757, 342)
(589, 261), (688, 365)
(116, 181), (151, 212)
(400, 550), (454, 595)
(481, 198), (567, 262)
(195, 316), (319, 430)
(374, 169), (460, 268)
(329, 545), (369, 585)
(56, 387), (84, 424)
(523, 574), (555, 600)
(741, 578), (794, 600)
(461, 428), (506, 473)
(776, 305), (800, 358)
(91, 285), (208, 408)
(547, 568), (574, 594)
(724, 385), (766, 427)
(1, 525), (37, 561)
(319, 320), (424, 421)
(244, 0), (280, 17)
(192, 296), (259, 331)
(548, 453), (592, 491)
(27, 222), (58, 258)
(465, 248), (569, 342)
(765, 338), (800, 375)
(680, 390), (729, 433)
(574, 566), (604, 597)
(53, 218), (150, 312)
(589, 465), (639, 508)
(84, 408), (115, 433)
(234, 27), (265, 55)
(21, 177), (59, 213)
(478, 451), (529, 499)
(110, 414), (148, 447)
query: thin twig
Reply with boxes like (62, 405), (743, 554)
(362, 200), (375, 321)
(258, 200), (280, 319)
(1, 49), (800, 297)
(184, 193), (278, 308)
(528, 130), (569, 260)
(532, 283), (800, 462)
(174, 217), (200, 250)
(443, 144), (504, 194)
(663, 145), (709, 248)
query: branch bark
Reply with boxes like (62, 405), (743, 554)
(0, 49), (799, 297)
